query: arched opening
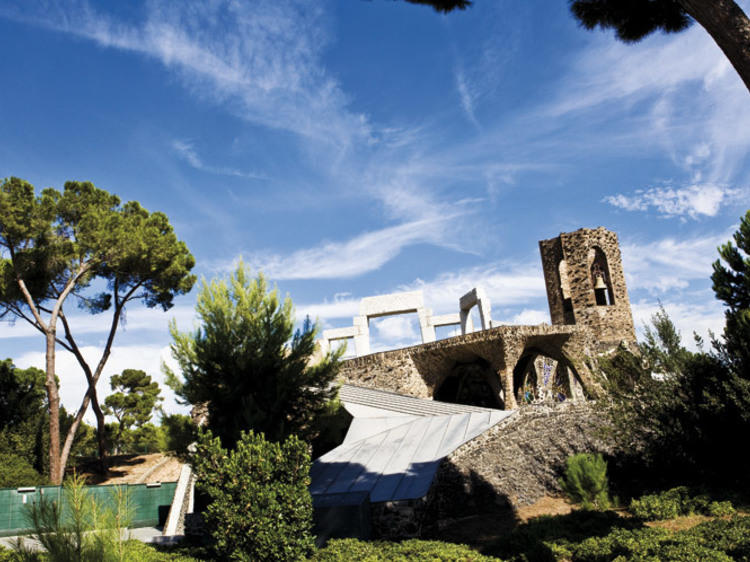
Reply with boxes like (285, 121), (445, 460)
(558, 259), (574, 322)
(434, 359), (503, 409)
(512, 349), (580, 405)
(589, 246), (615, 306)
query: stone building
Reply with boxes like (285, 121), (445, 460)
(539, 227), (636, 349)
(310, 227), (636, 540)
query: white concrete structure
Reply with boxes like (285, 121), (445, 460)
(459, 287), (492, 335)
(310, 384), (514, 503)
(319, 288), (494, 358)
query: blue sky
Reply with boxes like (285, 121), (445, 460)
(1, 0), (748, 418)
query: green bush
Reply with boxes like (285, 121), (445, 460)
(559, 453), (610, 510)
(312, 538), (500, 561)
(629, 487), (737, 521)
(0, 454), (45, 488)
(192, 430), (314, 562)
(707, 501), (736, 517)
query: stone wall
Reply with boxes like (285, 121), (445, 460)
(435, 402), (611, 509)
(368, 402), (612, 539)
(540, 227), (636, 348)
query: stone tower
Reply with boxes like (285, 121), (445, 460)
(539, 227), (636, 347)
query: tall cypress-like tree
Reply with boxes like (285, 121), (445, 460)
(0, 177), (195, 483)
(166, 263), (342, 448)
(712, 209), (750, 377)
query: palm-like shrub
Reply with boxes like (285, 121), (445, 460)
(559, 453), (610, 510)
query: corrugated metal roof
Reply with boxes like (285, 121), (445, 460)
(338, 384), (501, 417)
(310, 386), (515, 505)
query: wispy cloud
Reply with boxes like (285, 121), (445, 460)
(172, 140), (265, 180)
(2, 0), (370, 147)
(454, 65), (479, 127)
(631, 296), (725, 351)
(543, 24), (750, 187)
(399, 262), (546, 321)
(621, 230), (732, 292)
(248, 214), (467, 280)
(604, 184), (746, 220)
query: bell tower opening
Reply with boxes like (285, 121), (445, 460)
(590, 246), (615, 306)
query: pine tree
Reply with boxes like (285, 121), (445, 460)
(166, 263), (342, 448)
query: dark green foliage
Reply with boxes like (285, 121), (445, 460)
(0, 454), (46, 488)
(103, 369), (163, 453)
(629, 487), (736, 521)
(559, 453), (610, 510)
(129, 423), (167, 454)
(0, 360), (46, 429)
(641, 302), (692, 375)
(191, 430), (315, 562)
(167, 264), (341, 448)
(601, 288), (750, 490)
(312, 538), (499, 561)
(160, 414), (197, 456)
(712, 209), (750, 377)
(490, 509), (750, 562)
(570, 0), (691, 43)
(489, 509), (639, 561)
(310, 396), (352, 458)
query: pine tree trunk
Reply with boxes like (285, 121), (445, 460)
(45, 330), (62, 484)
(678, 0), (750, 93)
(91, 392), (107, 471)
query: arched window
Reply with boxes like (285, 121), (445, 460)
(558, 260), (573, 313)
(589, 247), (615, 306)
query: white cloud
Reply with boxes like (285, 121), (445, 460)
(0, 305), (196, 340)
(372, 316), (420, 344)
(543, 24), (750, 186)
(455, 66), (479, 127)
(621, 230), (731, 292)
(248, 204), (474, 280)
(14, 344), (189, 423)
(172, 140), (265, 180)
(509, 308), (549, 325)
(295, 297), (360, 322)
(631, 296), (725, 352)
(402, 263), (546, 317)
(604, 184), (745, 220)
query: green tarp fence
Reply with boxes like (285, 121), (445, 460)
(0, 482), (177, 537)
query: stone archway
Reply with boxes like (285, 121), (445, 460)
(512, 348), (585, 405)
(434, 359), (504, 409)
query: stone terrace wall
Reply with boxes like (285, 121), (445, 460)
(429, 402), (611, 516)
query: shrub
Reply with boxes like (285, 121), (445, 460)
(0, 454), (46, 488)
(11, 473), (132, 562)
(629, 486), (689, 520)
(559, 453), (610, 510)
(312, 538), (501, 561)
(629, 487), (737, 521)
(192, 430), (314, 562)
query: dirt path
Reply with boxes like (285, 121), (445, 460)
(80, 453), (182, 485)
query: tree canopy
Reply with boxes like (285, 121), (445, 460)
(166, 263), (342, 448)
(104, 369), (163, 454)
(0, 177), (195, 482)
